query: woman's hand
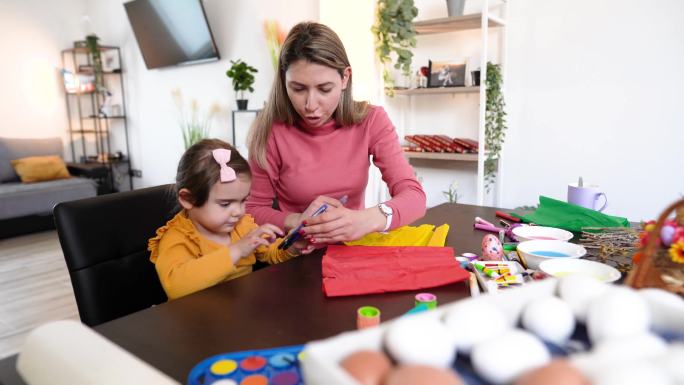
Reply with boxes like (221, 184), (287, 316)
(284, 195), (346, 231)
(301, 206), (387, 244)
(228, 224), (284, 263)
(287, 238), (316, 255)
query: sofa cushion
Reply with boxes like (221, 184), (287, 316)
(11, 155), (71, 183)
(0, 137), (63, 182)
(0, 178), (97, 220)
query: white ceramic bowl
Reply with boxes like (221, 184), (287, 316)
(539, 259), (621, 283)
(516, 240), (586, 270)
(512, 225), (574, 242)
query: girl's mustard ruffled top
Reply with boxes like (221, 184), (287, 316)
(148, 211), (297, 300)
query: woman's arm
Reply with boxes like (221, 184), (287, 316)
(369, 107), (427, 229)
(245, 137), (290, 228)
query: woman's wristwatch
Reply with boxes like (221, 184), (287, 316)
(378, 203), (393, 232)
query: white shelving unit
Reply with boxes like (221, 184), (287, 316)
(389, 0), (507, 206)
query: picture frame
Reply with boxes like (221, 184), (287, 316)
(101, 50), (121, 73)
(428, 58), (467, 88)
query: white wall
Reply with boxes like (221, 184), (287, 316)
(502, 0), (684, 221)
(0, 0), (87, 145)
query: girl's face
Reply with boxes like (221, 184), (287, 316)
(180, 174), (251, 237)
(285, 59), (350, 128)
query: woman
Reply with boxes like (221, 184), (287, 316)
(246, 21), (425, 244)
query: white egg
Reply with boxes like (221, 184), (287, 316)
(586, 286), (650, 344)
(442, 299), (510, 354)
(471, 329), (550, 385)
(557, 274), (609, 322)
(638, 288), (684, 335)
(521, 296), (575, 345)
(662, 342), (684, 384)
(590, 361), (672, 385)
(592, 332), (667, 362)
(384, 316), (456, 368)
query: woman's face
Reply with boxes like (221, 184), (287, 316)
(285, 60), (350, 128)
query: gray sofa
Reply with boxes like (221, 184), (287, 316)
(0, 137), (97, 238)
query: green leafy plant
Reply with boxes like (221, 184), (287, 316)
(225, 59), (258, 100)
(372, 0), (418, 96)
(443, 180), (460, 203)
(172, 89), (220, 149)
(484, 61), (507, 193)
(85, 34), (105, 92)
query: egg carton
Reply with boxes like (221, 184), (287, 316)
(300, 278), (684, 385)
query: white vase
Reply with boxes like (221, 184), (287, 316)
(446, 0), (466, 17)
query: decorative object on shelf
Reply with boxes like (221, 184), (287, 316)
(428, 59), (467, 87)
(226, 59), (258, 110)
(471, 69), (481, 86)
(263, 20), (286, 72)
(416, 66), (429, 88)
(443, 180), (460, 203)
(405, 135), (477, 153)
(484, 61), (507, 193)
(372, 0), (418, 96)
(85, 34), (105, 93)
(101, 49), (121, 73)
(171, 88), (220, 150)
(445, 0), (466, 17)
(628, 197), (684, 295)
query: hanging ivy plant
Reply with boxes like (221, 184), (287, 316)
(484, 61), (507, 193)
(371, 0), (418, 96)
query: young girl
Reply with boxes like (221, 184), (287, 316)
(148, 139), (314, 300)
(246, 22), (426, 245)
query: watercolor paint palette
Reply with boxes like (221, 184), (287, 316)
(187, 345), (304, 385)
(471, 260), (530, 293)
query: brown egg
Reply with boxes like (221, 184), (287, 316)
(340, 350), (393, 385)
(513, 359), (589, 385)
(383, 365), (464, 385)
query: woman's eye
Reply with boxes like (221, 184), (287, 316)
(320, 88), (332, 93)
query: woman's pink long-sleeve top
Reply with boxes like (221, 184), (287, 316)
(246, 106), (426, 231)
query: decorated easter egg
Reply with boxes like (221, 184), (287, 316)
(660, 225), (675, 247)
(482, 234), (504, 260)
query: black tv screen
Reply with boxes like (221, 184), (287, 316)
(124, 0), (220, 69)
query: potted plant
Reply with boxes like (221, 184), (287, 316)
(484, 61), (507, 192)
(226, 59), (258, 110)
(371, 0), (418, 96)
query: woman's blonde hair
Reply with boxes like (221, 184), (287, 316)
(248, 21), (369, 168)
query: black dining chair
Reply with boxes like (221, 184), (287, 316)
(54, 184), (178, 326)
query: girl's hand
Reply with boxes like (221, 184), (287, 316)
(228, 224), (284, 263)
(301, 206), (386, 244)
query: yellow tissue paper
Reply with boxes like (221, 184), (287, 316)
(344, 224), (450, 247)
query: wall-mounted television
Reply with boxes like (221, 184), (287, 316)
(124, 0), (220, 69)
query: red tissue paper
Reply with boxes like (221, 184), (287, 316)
(322, 245), (469, 297)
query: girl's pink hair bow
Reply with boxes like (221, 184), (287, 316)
(212, 149), (237, 182)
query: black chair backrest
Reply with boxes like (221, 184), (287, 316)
(54, 184), (178, 326)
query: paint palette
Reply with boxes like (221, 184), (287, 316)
(471, 260), (530, 293)
(187, 345), (304, 385)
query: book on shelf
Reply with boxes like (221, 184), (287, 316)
(404, 134), (478, 153)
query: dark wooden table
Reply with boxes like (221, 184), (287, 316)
(0, 203), (502, 385)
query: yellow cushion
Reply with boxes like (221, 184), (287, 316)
(10, 155), (71, 183)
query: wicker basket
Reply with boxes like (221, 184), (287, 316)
(625, 197), (684, 296)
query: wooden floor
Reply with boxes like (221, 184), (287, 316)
(0, 231), (79, 359)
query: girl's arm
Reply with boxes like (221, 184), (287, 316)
(154, 234), (236, 300)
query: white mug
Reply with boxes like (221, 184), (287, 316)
(567, 183), (608, 212)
